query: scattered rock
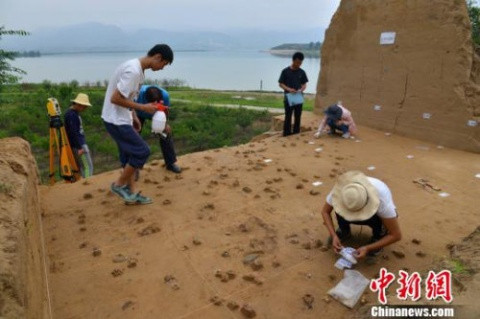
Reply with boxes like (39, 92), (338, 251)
(112, 254), (127, 263)
(302, 242), (313, 250)
(121, 300), (134, 311)
(210, 296), (223, 306)
(289, 238), (300, 245)
(412, 238), (421, 245)
(250, 259), (264, 271)
(111, 269), (123, 277)
(415, 251), (427, 258)
(243, 254), (260, 265)
(328, 274), (336, 282)
(226, 270), (236, 280)
(285, 233), (298, 239)
(360, 296), (368, 305)
(227, 301), (239, 311)
(303, 294), (315, 309)
(163, 199), (172, 205)
(203, 203), (215, 210)
(79, 242), (87, 249)
(242, 187), (252, 193)
(296, 184), (304, 189)
(92, 248), (102, 257)
(242, 273), (264, 285)
(136, 217), (144, 224)
(192, 237), (202, 245)
(392, 250), (406, 259)
(309, 190), (320, 196)
(79, 227), (87, 232)
(322, 296), (331, 304)
(241, 304), (257, 318)
(221, 251), (230, 257)
(127, 258), (138, 268)
(272, 258), (281, 268)
(238, 223), (249, 233)
(138, 224), (161, 237)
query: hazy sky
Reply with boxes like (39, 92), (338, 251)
(1, 0), (341, 31)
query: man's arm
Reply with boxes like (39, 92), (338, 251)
(110, 89), (157, 114)
(299, 82), (307, 93)
(321, 202), (343, 252)
(279, 83), (296, 93)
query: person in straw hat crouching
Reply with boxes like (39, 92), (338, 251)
(320, 170), (402, 259)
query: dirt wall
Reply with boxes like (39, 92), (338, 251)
(0, 138), (49, 318)
(315, 0), (480, 152)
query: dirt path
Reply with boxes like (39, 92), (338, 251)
(40, 112), (480, 318)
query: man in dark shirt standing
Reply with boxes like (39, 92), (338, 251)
(64, 93), (93, 178)
(278, 52), (308, 136)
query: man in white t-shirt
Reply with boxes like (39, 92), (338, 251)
(102, 44), (174, 204)
(321, 171), (402, 259)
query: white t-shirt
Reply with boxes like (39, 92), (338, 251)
(326, 177), (397, 219)
(101, 59), (144, 126)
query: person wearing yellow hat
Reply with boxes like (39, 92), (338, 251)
(321, 171), (402, 259)
(64, 93), (93, 178)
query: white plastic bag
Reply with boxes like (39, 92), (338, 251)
(151, 111), (166, 134)
(328, 270), (369, 308)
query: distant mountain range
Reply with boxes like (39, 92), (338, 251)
(2, 22), (326, 53)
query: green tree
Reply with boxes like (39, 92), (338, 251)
(467, 0), (480, 46)
(0, 26), (29, 87)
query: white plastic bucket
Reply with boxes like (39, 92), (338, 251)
(151, 111), (167, 134)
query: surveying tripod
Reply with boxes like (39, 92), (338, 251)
(46, 98), (81, 185)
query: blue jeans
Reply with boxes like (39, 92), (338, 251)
(327, 118), (349, 135)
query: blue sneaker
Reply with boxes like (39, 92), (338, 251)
(111, 183), (136, 203)
(131, 192), (153, 205)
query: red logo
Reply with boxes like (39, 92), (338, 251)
(370, 268), (396, 304)
(396, 270), (422, 301)
(425, 270), (453, 303)
(370, 269), (453, 304)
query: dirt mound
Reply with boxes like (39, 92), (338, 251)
(448, 227), (480, 318)
(316, 0), (480, 152)
(0, 138), (49, 318)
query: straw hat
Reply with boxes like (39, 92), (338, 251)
(331, 171), (380, 222)
(71, 93), (92, 107)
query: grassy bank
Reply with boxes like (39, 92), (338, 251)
(0, 83), (282, 183)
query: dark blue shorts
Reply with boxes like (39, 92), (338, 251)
(104, 121), (150, 169)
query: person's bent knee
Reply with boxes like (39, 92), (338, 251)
(129, 145), (150, 169)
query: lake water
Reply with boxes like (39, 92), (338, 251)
(12, 50), (320, 93)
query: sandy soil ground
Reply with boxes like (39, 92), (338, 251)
(39, 112), (480, 319)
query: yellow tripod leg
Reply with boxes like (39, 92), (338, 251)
(48, 128), (56, 185)
(58, 128), (73, 182)
(60, 126), (81, 182)
(51, 127), (62, 184)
